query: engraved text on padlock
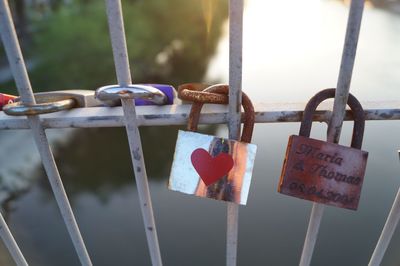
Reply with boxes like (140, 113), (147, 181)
(278, 89), (368, 210)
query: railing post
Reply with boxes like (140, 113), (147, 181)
(0, 1), (92, 265)
(227, 0), (244, 265)
(104, 1), (162, 265)
(299, 0), (365, 265)
(368, 151), (400, 265)
(0, 211), (27, 266)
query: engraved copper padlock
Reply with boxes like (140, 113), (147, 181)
(169, 85), (257, 205)
(278, 89), (368, 210)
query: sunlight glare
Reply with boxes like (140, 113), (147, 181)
(202, 0), (214, 40)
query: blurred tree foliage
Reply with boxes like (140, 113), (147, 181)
(28, 0), (228, 91)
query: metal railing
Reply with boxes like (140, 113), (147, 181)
(0, 0), (91, 265)
(0, 0), (399, 265)
(104, 1), (162, 264)
(300, 1), (364, 265)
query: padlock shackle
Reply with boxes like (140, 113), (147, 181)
(299, 88), (365, 149)
(187, 84), (255, 143)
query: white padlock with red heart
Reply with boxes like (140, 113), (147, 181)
(168, 86), (257, 205)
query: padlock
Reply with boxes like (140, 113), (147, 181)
(0, 93), (17, 110)
(278, 89), (368, 210)
(168, 85), (257, 205)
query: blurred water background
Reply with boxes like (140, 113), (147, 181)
(1, 0), (400, 265)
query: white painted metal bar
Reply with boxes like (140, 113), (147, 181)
(328, 0), (365, 141)
(227, 1), (243, 265)
(0, 1), (92, 265)
(299, 205), (324, 266)
(0, 101), (399, 129)
(104, 1), (162, 265)
(368, 151), (400, 265)
(0, 211), (28, 266)
(299, 1), (365, 265)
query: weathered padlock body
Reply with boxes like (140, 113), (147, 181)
(279, 135), (368, 210)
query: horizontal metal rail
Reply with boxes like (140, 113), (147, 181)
(0, 101), (398, 129)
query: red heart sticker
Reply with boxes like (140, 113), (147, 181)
(191, 148), (234, 186)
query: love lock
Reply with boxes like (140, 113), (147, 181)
(278, 89), (368, 210)
(0, 93), (17, 110)
(168, 85), (257, 205)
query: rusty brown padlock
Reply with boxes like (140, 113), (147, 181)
(278, 89), (368, 210)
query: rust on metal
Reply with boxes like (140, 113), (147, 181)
(299, 88), (365, 149)
(278, 88), (368, 210)
(169, 84), (257, 205)
(178, 83), (229, 104)
(279, 135), (368, 210)
(186, 84), (255, 143)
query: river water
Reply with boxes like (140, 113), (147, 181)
(1, 0), (400, 265)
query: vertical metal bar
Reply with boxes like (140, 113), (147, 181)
(227, 1), (243, 265)
(328, 0), (365, 142)
(104, 1), (162, 265)
(299, 204), (324, 266)
(299, 1), (365, 265)
(0, 1), (93, 265)
(368, 151), (400, 266)
(0, 212), (28, 266)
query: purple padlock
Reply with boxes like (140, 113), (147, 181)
(95, 84), (176, 107)
(135, 84), (175, 106)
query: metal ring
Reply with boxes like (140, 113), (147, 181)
(3, 98), (76, 116)
(95, 84), (168, 105)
